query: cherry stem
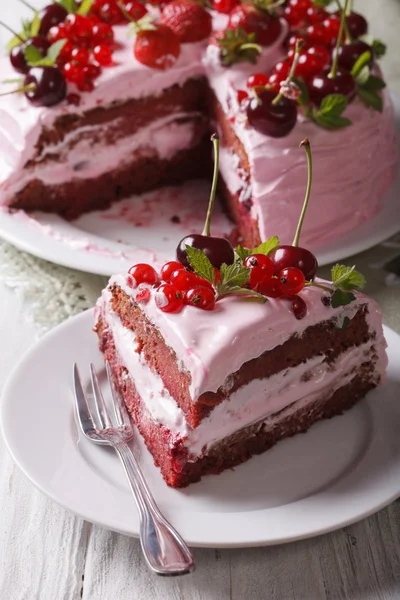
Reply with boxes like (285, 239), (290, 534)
(305, 281), (333, 293)
(334, 0), (352, 43)
(0, 21), (25, 43)
(329, 0), (350, 78)
(0, 83), (36, 97)
(202, 133), (220, 237)
(272, 38), (304, 106)
(293, 138), (312, 248)
(17, 0), (36, 12)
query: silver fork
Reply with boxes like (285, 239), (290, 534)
(73, 362), (195, 576)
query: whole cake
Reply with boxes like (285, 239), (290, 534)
(0, 0), (397, 248)
(94, 137), (387, 487)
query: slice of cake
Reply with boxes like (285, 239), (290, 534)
(94, 136), (387, 487)
(0, 1), (397, 246)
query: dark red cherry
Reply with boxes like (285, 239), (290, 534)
(335, 11), (368, 39)
(246, 89), (297, 138)
(23, 66), (67, 107)
(269, 245), (318, 281)
(177, 233), (234, 270)
(308, 68), (356, 106)
(39, 4), (69, 36)
(335, 40), (373, 72)
(291, 295), (307, 319)
(9, 36), (50, 74)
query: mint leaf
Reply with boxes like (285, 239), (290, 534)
(56, 0), (78, 11)
(47, 39), (67, 63)
(24, 44), (44, 65)
(235, 245), (252, 261)
(30, 12), (41, 37)
(184, 245), (215, 283)
(219, 261), (250, 289)
(357, 88), (383, 112)
(351, 51), (372, 78)
(372, 39), (386, 59)
(319, 94), (348, 117)
(331, 264), (366, 291)
(6, 36), (27, 52)
(253, 236), (279, 256)
(78, 0), (94, 15)
(331, 289), (356, 308)
(312, 112), (352, 130)
(22, 18), (32, 37)
(292, 76), (309, 107)
(362, 75), (386, 91)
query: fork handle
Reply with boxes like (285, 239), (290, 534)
(114, 440), (195, 576)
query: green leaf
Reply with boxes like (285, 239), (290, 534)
(319, 94), (348, 117)
(312, 0), (333, 6)
(351, 51), (372, 78)
(47, 39), (67, 63)
(56, 0), (78, 11)
(185, 246), (215, 284)
(372, 39), (386, 59)
(21, 19), (32, 37)
(30, 12), (41, 37)
(24, 44), (44, 66)
(235, 245), (252, 261)
(355, 65), (370, 86)
(78, 0), (94, 15)
(6, 35), (27, 53)
(253, 236), (279, 256)
(312, 111), (352, 130)
(362, 75), (386, 92)
(292, 76), (309, 107)
(331, 289), (356, 308)
(219, 261), (251, 289)
(357, 88), (383, 112)
(331, 264), (366, 291)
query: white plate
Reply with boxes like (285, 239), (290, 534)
(1, 310), (400, 548)
(0, 94), (399, 276)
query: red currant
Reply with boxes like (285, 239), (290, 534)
(292, 45), (331, 81)
(93, 44), (113, 65)
(77, 77), (95, 92)
(185, 287), (216, 311)
(269, 246), (318, 281)
(56, 40), (74, 66)
(170, 270), (213, 293)
(124, 1), (148, 20)
(66, 92), (81, 105)
(65, 14), (92, 44)
(71, 47), (90, 65)
(266, 60), (291, 93)
(213, 0), (239, 14)
(63, 61), (83, 83)
(305, 6), (328, 24)
(283, 0), (311, 28)
(99, 3), (124, 25)
(83, 63), (101, 79)
(321, 15), (341, 46)
(155, 283), (184, 313)
(305, 23), (330, 47)
(92, 22), (114, 45)
(128, 263), (158, 287)
(291, 295), (307, 319)
(243, 254), (274, 289)
(258, 277), (282, 298)
(277, 267), (305, 295)
(135, 286), (151, 304)
(246, 73), (269, 89)
(160, 261), (184, 282)
(236, 89), (249, 106)
(48, 24), (68, 43)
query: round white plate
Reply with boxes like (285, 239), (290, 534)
(0, 95), (399, 277)
(1, 310), (400, 548)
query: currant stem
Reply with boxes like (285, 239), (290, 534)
(293, 138), (312, 247)
(272, 38), (304, 106)
(329, 0), (350, 78)
(305, 281), (333, 294)
(0, 83), (36, 97)
(0, 21), (25, 43)
(202, 133), (220, 237)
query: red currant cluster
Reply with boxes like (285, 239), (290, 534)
(128, 262), (217, 313)
(89, 0), (148, 25)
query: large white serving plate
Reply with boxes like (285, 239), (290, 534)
(1, 309), (400, 548)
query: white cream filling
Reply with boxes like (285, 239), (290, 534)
(103, 306), (386, 458)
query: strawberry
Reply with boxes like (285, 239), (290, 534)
(161, 0), (212, 43)
(228, 3), (282, 46)
(134, 23), (181, 69)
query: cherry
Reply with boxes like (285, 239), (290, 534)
(269, 139), (318, 281)
(283, 0), (311, 28)
(228, 4), (282, 47)
(170, 270), (213, 293)
(92, 23), (114, 45)
(335, 40), (373, 72)
(23, 66), (67, 107)
(155, 284), (184, 313)
(277, 267), (305, 295)
(291, 295), (307, 319)
(258, 277), (281, 298)
(161, 261), (184, 282)
(246, 73), (269, 89)
(243, 254), (274, 289)
(247, 89), (297, 137)
(128, 263), (158, 286)
(10, 45), (29, 74)
(39, 4), (68, 36)
(176, 134), (235, 270)
(345, 12), (368, 39)
(308, 68), (356, 106)
(213, 0), (239, 13)
(185, 287), (216, 311)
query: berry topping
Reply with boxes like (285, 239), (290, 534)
(257, 277), (281, 298)
(211, 28), (261, 67)
(292, 45), (330, 82)
(185, 287), (216, 311)
(246, 72), (269, 90)
(176, 134), (235, 270)
(128, 263), (158, 286)
(170, 269), (213, 293)
(228, 3), (282, 47)
(155, 283), (184, 313)
(339, 11), (368, 39)
(161, 0), (212, 43)
(23, 66), (67, 107)
(243, 254), (274, 289)
(39, 4), (69, 36)
(305, 6), (328, 25)
(291, 295), (307, 319)
(160, 261), (184, 282)
(213, 0), (239, 14)
(283, 0), (311, 28)
(134, 23), (181, 70)
(335, 40), (373, 72)
(277, 267), (305, 295)
(135, 286), (151, 304)
(93, 44), (113, 65)
(124, 2), (148, 21)
(92, 22), (114, 45)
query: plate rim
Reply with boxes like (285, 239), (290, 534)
(1, 309), (400, 548)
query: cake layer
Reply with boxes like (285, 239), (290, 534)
(96, 309), (383, 487)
